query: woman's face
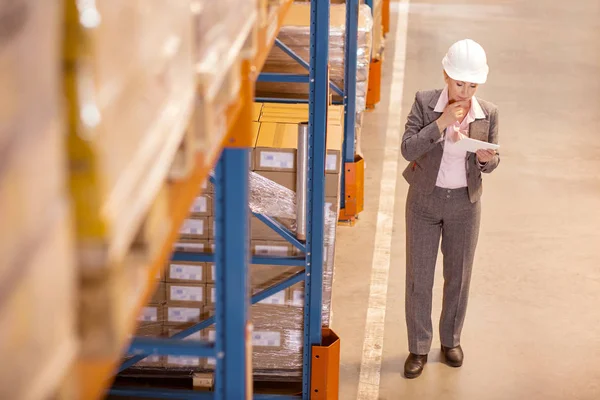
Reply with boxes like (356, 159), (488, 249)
(445, 73), (479, 102)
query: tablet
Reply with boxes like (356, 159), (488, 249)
(454, 137), (500, 153)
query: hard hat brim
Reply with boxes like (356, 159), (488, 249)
(442, 56), (489, 84)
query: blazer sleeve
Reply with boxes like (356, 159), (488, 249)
(478, 107), (500, 173)
(401, 92), (444, 162)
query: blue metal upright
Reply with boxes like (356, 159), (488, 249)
(340, 0), (359, 211)
(302, 0), (329, 396)
(213, 148), (251, 398)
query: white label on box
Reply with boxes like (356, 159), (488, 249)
(211, 287), (216, 303)
(180, 219), (205, 236)
(252, 331), (281, 347)
(175, 242), (206, 252)
(291, 289), (304, 307)
(210, 264), (216, 281)
(208, 330), (216, 342)
(260, 152), (294, 169)
(170, 285), (204, 302)
(207, 357), (216, 366)
(168, 307), (201, 323)
(255, 245), (289, 257)
(258, 291), (286, 306)
(138, 307), (158, 322)
(190, 196), (208, 213)
(326, 154), (338, 172)
(167, 356), (200, 366)
(170, 264), (203, 281)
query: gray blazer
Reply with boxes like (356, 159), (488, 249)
(401, 89), (500, 203)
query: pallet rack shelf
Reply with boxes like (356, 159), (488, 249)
(110, 0), (342, 398)
(75, 1), (295, 399)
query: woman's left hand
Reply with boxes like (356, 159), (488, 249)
(476, 149), (496, 163)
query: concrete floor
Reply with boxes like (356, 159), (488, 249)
(331, 0), (600, 399)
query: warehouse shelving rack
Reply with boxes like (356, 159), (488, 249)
(100, 0), (340, 399)
(253, 0), (364, 222)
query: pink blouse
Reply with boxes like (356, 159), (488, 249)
(433, 85), (486, 189)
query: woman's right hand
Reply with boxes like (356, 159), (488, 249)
(436, 101), (470, 132)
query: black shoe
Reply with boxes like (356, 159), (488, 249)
(441, 345), (464, 367)
(404, 353), (428, 379)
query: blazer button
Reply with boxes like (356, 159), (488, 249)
(430, 138), (434, 144)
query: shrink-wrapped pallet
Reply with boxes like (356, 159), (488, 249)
(65, 0), (195, 267)
(256, 2), (373, 114)
(0, 0), (68, 282)
(123, 172), (338, 378)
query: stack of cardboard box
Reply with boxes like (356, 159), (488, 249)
(131, 102), (340, 375)
(0, 2), (77, 397)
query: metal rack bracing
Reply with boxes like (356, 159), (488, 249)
(110, 0), (361, 398)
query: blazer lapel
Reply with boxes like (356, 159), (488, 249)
(423, 91), (443, 125)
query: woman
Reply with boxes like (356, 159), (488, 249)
(401, 39), (500, 379)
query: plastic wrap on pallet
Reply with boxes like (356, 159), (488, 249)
(249, 171), (297, 221)
(256, 2), (373, 114)
(191, 0), (254, 155)
(192, 0), (254, 80)
(126, 172), (338, 376)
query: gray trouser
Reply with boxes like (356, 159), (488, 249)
(405, 186), (481, 355)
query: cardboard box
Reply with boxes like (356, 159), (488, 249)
(137, 304), (165, 324)
(207, 217), (215, 238)
(254, 171), (296, 191)
(250, 264), (302, 288)
(205, 284), (216, 306)
(206, 263), (216, 283)
(150, 282), (167, 304)
(174, 239), (209, 253)
(1, 207), (78, 398)
(253, 286), (287, 306)
(325, 125), (343, 174)
(179, 217), (209, 239)
(254, 123), (298, 172)
(252, 103), (264, 121)
(190, 195), (212, 217)
(167, 283), (205, 306)
(253, 121), (342, 174)
(251, 264), (300, 306)
(256, 104), (343, 174)
(287, 282), (304, 308)
(259, 104), (344, 126)
(164, 328), (203, 368)
(155, 265), (166, 281)
(325, 172), (341, 198)
(249, 305), (304, 371)
(255, 168), (340, 197)
(135, 324), (164, 337)
(165, 305), (203, 326)
(250, 215), (295, 241)
(251, 240), (295, 257)
(250, 121), (261, 171)
(167, 262), (206, 283)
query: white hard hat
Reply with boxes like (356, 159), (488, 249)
(442, 39), (489, 84)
